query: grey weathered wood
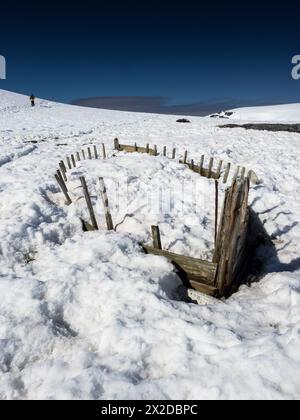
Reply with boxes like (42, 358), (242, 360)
(134, 143), (138, 152)
(172, 148), (176, 160)
(146, 144), (150, 154)
(240, 167), (246, 181)
(80, 176), (99, 231)
(143, 246), (218, 286)
(163, 146), (167, 157)
(233, 166), (240, 182)
(94, 145), (98, 159)
(151, 226), (162, 250)
(114, 138), (120, 151)
(76, 152), (81, 162)
(215, 180), (219, 247)
(99, 177), (114, 231)
(55, 174), (72, 206)
(184, 151), (188, 164)
(216, 160), (223, 179)
(82, 150), (86, 160)
(191, 160), (194, 170)
(57, 170), (68, 192)
(154, 145), (158, 156)
(67, 157), (72, 170)
(59, 162), (68, 182)
(208, 158), (214, 179)
(88, 147), (92, 160)
(102, 143), (107, 159)
(199, 155), (205, 175)
(71, 155), (76, 168)
(223, 163), (231, 184)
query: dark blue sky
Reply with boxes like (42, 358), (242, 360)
(1, 0), (300, 111)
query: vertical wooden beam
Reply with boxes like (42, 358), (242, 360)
(114, 138), (120, 151)
(154, 145), (158, 156)
(55, 174), (72, 206)
(208, 158), (214, 179)
(215, 180), (219, 248)
(88, 147), (92, 160)
(172, 148), (176, 160)
(199, 155), (205, 175)
(152, 226), (162, 250)
(233, 166), (240, 182)
(216, 160), (223, 179)
(146, 144), (150, 154)
(67, 157), (72, 170)
(82, 150), (86, 160)
(71, 155), (76, 168)
(80, 176), (99, 231)
(223, 163), (231, 184)
(57, 170), (68, 192)
(76, 152), (81, 162)
(94, 145), (98, 160)
(191, 160), (194, 170)
(163, 146), (167, 157)
(99, 177), (114, 231)
(240, 167), (246, 181)
(59, 162), (67, 182)
(134, 143), (138, 152)
(102, 143), (107, 159)
(183, 151), (188, 164)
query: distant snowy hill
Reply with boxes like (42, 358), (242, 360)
(0, 89), (300, 400)
(228, 103), (300, 123)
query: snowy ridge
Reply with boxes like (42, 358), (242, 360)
(0, 89), (300, 400)
(227, 103), (300, 123)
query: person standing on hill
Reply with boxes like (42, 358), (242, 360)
(30, 94), (36, 107)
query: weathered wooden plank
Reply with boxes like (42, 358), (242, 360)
(76, 152), (81, 162)
(189, 281), (218, 297)
(102, 143), (107, 159)
(99, 177), (114, 231)
(67, 157), (72, 170)
(223, 163), (231, 184)
(71, 154), (76, 168)
(55, 174), (72, 206)
(208, 158), (214, 179)
(163, 146), (167, 157)
(216, 160), (223, 179)
(59, 162), (68, 182)
(82, 150), (86, 160)
(151, 226), (162, 250)
(114, 138), (120, 151)
(88, 147), (92, 160)
(80, 176), (99, 231)
(200, 155), (205, 175)
(143, 246), (218, 285)
(183, 151), (188, 164)
(172, 148), (176, 160)
(94, 145), (98, 159)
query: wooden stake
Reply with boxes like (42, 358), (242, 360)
(102, 143), (107, 159)
(172, 148), (176, 160)
(240, 167), (246, 181)
(71, 155), (76, 168)
(215, 180), (219, 248)
(154, 145), (158, 156)
(233, 166), (240, 182)
(94, 145), (98, 159)
(134, 143), (138, 152)
(191, 160), (194, 170)
(114, 138), (120, 151)
(88, 147), (92, 160)
(55, 174), (72, 206)
(199, 155), (205, 175)
(80, 176), (99, 231)
(59, 162), (67, 182)
(163, 146), (167, 157)
(82, 150), (86, 160)
(99, 177), (114, 231)
(216, 160), (223, 179)
(208, 158), (214, 179)
(67, 157), (72, 170)
(152, 226), (162, 250)
(223, 163), (231, 184)
(76, 152), (81, 162)
(57, 170), (68, 192)
(184, 151), (188, 164)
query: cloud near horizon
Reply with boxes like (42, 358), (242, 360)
(70, 96), (271, 116)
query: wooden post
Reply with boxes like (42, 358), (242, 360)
(216, 160), (223, 179)
(233, 166), (240, 182)
(71, 155), (76, 168)
(184, 151), (188, 164)
(152, 226), (162, 250)
(94, 145), (98, 159)
(146, 144), (150, 154)
(57, 170), (68, 192)
(82, 150), (86, 160)
(223, 163), (231, 184)
(163, 146), (167, 157)
(172, 148), (176, 160)
(67, 157), (72, 170)
(191, 160), (194, 170)
(154, 145), (158, 156)
(114, 138), (120, 151)
(240, 167), (246, 181)
(199, 155), (205, 175)
(215, 180), (219, 248)
(99, 178), (114, 231)
(59, 162), (67, 182)
(102, 143), (107, 159)
(134, 143), (138, 152)
(88, 147), (92, 160)
(55, 174), (72, 206)
(208, 158), (214, 179)
(80, 176), (99, 231)
(76, 152), (81, 162)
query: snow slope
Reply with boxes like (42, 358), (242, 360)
(228, 103), (300, 123)
(0, 90), (300, 400)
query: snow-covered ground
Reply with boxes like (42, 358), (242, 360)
(0, 89), (300, 400)
(228, 103), (300, 123)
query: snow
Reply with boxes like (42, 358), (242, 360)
(227, 103), (300, 123)
(0, 89), (300, 400)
